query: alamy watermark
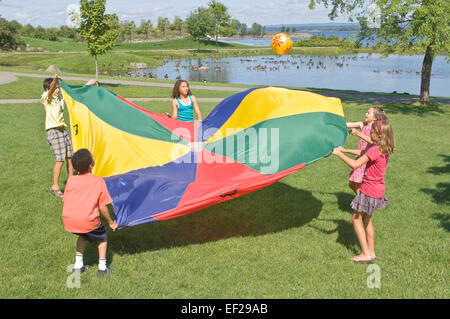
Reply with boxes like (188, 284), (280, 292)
(365, 4), (382, 29)
(366, 264), (381, 289)
(66, 4), (81, 28)
(170, 126), (280, 174)
(66, 264), (81, 289)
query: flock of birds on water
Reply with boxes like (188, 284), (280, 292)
(130, 54), (435, 81)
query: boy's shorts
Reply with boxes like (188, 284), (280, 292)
(46, 128), (73, 162)
(74, 223), (107, 243)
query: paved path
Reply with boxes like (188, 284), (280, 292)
(0, 72), (17, 85)
(0, 71), (247, 92)
(0, 97), (224, 104)
(1, 71), (448, 105)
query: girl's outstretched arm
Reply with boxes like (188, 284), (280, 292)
(347, 121), (364, 129)
(332, 147), (369, 169)
(351, 129), (373, 144)
(339, 147), (364, 156)
(192, 96), (202, 121)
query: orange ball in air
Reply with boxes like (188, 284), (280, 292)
(271, 33), (293, 55)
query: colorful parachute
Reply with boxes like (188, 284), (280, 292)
(61, 83), (347, 229)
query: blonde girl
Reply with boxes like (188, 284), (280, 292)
(346, 107), (387, 194)
(333, 119), (396, 263)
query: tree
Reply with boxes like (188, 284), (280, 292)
(59, 25), (80, 40)
(137, 19), (152, 40)
(20, 24), (35, 37)
(309, 0), (450, 102)
(79, 0), (120, 80)
(170, 16), (184, 37)
(207, 0), (231, 46)
(239, 23), (248, 36)
(252, 23), (264, 38)
(186, 7), (215, 51)
(157, 17), (170, 36)
(0, 18), (22, 50)
(230, 19), (241, 34)
(219, 25), (237, 37)
(120, 20), (135, 42)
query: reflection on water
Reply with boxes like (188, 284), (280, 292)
(220, 31), (360, 47)
(132, 54), (450, 97)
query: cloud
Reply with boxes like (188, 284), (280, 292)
(15, 12), (30, 22)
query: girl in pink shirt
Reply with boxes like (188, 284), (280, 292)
(332, 120), (396, 263)
(346, 107), (387, 194)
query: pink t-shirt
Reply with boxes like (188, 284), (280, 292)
(62, 173), (112, 233)
(360, 145), (389, 198)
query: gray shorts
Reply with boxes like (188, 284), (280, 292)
(46, 128), (73, 162)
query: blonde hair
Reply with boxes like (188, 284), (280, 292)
(372, 120), (396, 155)
(364, 106), (387, 125)
(372, 106), (387, 121)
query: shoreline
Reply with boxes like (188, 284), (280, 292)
(219, 32), (313, 41)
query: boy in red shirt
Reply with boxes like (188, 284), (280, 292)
(62, 148), (118, 276)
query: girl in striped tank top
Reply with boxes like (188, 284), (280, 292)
(166, 80), (202, 122)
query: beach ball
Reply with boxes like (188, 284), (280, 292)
(271, 33), (293, 55)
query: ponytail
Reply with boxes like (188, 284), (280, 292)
(372, 120), (396, 155)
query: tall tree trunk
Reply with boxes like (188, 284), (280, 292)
(198, 39), (200, 51)
(95, 55), (99, 81)
(420, 46), (433, 102)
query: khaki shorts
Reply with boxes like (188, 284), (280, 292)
(46, 128), (73, 162)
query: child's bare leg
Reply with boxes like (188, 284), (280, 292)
(351, 211), (372, 261)
(66, 158), (73, 177)
(348, 181), (361, 194)
(76, 236), (87, 255)
(97, 240), (111, 272)
(98, 240), (107, 260)
(52, 161), (64, 189)
(362, 213), (376, 259)
(73, 237), (87, 270)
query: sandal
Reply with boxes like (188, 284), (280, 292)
(50, 187), (63, 198)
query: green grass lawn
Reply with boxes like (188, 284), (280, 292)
(0, 85), (448, 298)
(19, 36), (251, 53)
(20, 37), (88, 52)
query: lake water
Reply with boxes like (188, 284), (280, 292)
(132, 53), (450, 97)
(221, 31), (359, 47)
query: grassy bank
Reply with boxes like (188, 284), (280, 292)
(18, 36), (251, 53)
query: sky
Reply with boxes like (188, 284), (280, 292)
(0, 0), (351, 28)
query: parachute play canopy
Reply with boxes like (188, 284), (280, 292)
(60, 83), (347, 229)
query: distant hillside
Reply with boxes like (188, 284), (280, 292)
(265, 23), (360, 32)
